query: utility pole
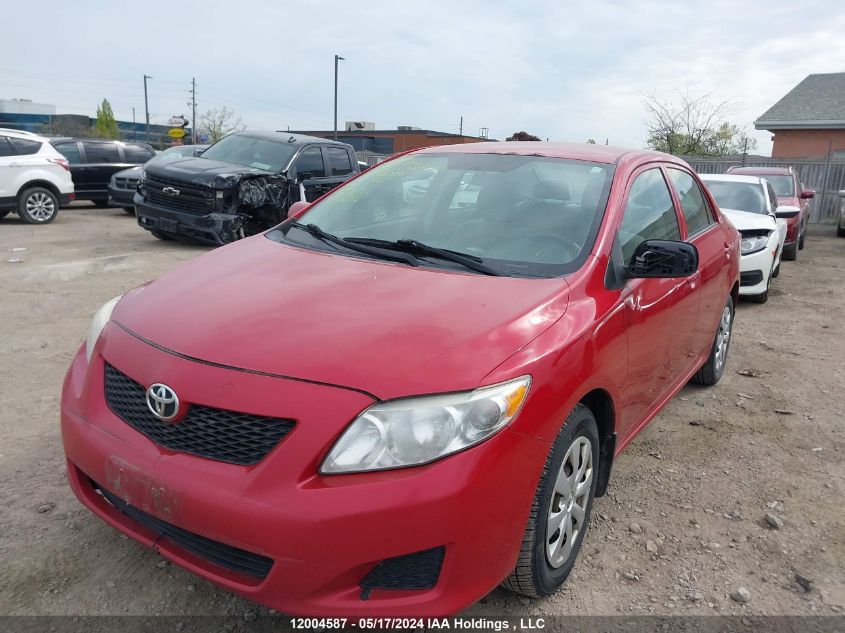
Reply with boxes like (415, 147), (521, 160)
(143, 74), (152, 142)
(459, 116), (463, 136)
(741, 137), (749, 166)
(132, 107), (136, 141)
(188, 77), (197, 144)
(334, 54), (344, 140)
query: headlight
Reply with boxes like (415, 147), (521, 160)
(740, 233), (770, 255)
(85, 296), (122, 361)
(321, 376), (531, 474)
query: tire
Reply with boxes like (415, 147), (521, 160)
(782, 242), (798, 261)
(747, 289), (768, 304)
(692, 296), (734, 386)
(123, 207), (135, 215)
(798, 223), (806, 250)
(150, 230), (172, 241)
(837, 225), (845, 238)
(17, 187), (59, 224)
(0, 209), (11, 220)
(502, 404), (599, 598)
(93, 199), (110, 208)
(771, 262), (780, 278)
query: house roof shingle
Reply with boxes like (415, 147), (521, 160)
(755, 72), (845, 130)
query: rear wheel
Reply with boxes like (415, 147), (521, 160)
(503, 404), (599, 597)
(782, 242), (798, 261)
(798, 225), (806, 250)
(17, 187), (59, 224)
(93, 199), (109, 208)
(692, 296), (733, 386)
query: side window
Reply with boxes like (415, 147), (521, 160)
(8, 137), (42, 155)
(766, 183), (778, 211)
(295, 147), (325, 179)
(325, 147), (353, 176)
(82, 142), (120, 163)
(54, 142), (82, 163)
(667, 168), (713, 236)
(619, 168), (681, 264)
(0, 136), (13, 157)
(124, 144), (155, 163)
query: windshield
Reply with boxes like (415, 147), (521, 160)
(200, 135), (296, 172)
(705, 181), (768, 214)
(763, 174), (795, 197)
(280, 152), (614, 277)
(151, 146), (201, 163)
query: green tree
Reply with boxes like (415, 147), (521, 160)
(94, 99), (119, 139)
(586, 138), (597, 144)
(643, 91), (756, 157)
(506, 131), (541, 141)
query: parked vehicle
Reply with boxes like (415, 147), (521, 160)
(727, 166), (813, 260)
(108, 145), (209, 213)
(134, 131), (359, 244)
(0, 128), (74, 224)
(701, 174), (787, 303)
(62, 143), (739, 616)
(51, 138), (156, 207)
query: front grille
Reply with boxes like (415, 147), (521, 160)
(104, 364), (294, 466)
(145, 174), (214, 214)
(114, 177), (139, 190)
(360, 547), (445, 599)
(740, 270), (764, 286)
(95, 482), (273, 579)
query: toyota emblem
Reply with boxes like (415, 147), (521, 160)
(145, 383), (179, 421)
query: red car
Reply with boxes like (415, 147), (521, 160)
(727, 166), (814, 261)
(62, 143), (739, 616)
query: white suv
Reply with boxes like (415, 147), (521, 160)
(0, 128), (75, 224)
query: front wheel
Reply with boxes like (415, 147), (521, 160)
(782, 242), (798, 261)
(692, 296), (734, 386)
(123, 207), (135, 215)
(837, 225), (845, 238)
(502, 404), (599, 597)
(17, 187), (59, 224)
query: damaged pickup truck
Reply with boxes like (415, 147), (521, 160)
(135, 131), (359, 244)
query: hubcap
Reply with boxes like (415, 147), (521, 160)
(714, 305), (732, 372)
(26, 192), (55, 221)
(546, 436), (593, 568)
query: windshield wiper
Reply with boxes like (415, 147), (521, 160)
(345, 237), (503, 276)
(287, 222), (419, 267)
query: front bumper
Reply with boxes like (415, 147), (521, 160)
(61, 324), (548, 616)
(135, 193), (239, 245)
(108, 185), (135, 208)
(738, 245), (775, 295)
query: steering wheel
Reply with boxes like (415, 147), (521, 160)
(507, 234), (581, 262)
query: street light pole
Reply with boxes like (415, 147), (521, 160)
(143, 74), (152, 142)
(333, 54), (344, 140)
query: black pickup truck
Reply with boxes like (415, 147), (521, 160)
(135, 131), (359, 244)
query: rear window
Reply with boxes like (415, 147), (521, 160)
(704, 181), (768, 214)
(54, 142), (81, 163)
(201, 134), (296, 172)
(763, 174), (795, 197)
(325, 146), (353, 176)
(124, 144), (155, 163)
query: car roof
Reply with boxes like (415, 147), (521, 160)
(700, 174), (765, 185)
(728, 166), (792, 176)
(413, 141), (681, 166)
(232, 130), (351, 147)
(0, 128), (48, 141)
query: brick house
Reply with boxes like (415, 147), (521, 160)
(755, 72), (845, 159)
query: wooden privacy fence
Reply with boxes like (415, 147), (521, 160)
(682, 156), (845, 223)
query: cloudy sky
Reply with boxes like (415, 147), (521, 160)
(2, 0), (844, 154)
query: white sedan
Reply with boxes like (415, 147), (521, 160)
(701, 174), (787, 303)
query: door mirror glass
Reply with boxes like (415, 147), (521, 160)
(625, 240), (698, 278)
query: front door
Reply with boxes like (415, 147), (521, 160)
(617, 166), (701, 439)
(293, 146), (333, 203)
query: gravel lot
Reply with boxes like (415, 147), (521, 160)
(1, 206), (843, 621)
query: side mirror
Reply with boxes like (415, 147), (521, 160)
(625, 240), (698, 278)
(799, 189), (815, 199)
(775, 205), (800, 219)
(287, 200), (310, 219)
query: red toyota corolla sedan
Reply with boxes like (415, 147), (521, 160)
(61, 142), (739, 616)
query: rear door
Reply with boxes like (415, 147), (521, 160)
(80, 141), (122, 196)
(617, 165), (700, 438)
(666, 167), (723, 359)
(324, 146), (356, 192)
(0, 136), (16, 199)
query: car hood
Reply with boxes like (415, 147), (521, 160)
(112, 236), (570, 400)
(721, 208), (775, 231)
(776, 196), (801, 208)
(113, 165), (143, 179)
(143, 157), (275, 188)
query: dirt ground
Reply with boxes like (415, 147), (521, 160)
(1, 205), (843, 622)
